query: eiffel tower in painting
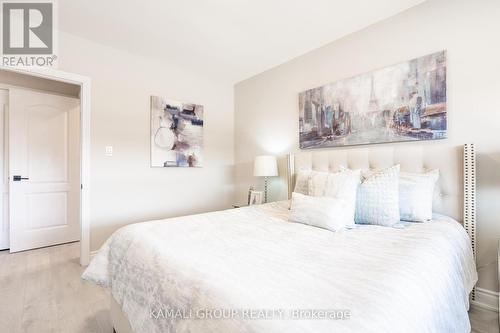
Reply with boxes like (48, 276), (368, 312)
(299, 51), (447, 149)
(367, 75), (380, 113)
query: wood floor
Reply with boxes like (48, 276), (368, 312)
(0, 242), (110, 333)
(471, 306), (500, 333)
(0, 242), (498, 333)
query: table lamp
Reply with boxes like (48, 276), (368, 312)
(253, 155), (278, 203)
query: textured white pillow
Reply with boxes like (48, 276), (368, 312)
(308, 170), (329, 197)
(294, 170), (310, 195)
(308, 169), (360, 225)
(399, 170), (439, 222)
(324, 169), (361, 201)
(355, 165), (400, 226)
(289, 192), (350, 231)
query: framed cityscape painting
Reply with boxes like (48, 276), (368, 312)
(299, 51), (447, 149)
(150, 96), (204, 167)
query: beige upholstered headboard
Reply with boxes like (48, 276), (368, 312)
(287, 144), (475, 238)
(287, 143), (476, 298)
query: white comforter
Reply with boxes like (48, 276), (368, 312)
(83, 201), (477, 333)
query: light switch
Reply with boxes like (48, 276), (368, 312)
(105, 146), (113, 156)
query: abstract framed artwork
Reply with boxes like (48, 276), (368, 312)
(299, 51), (447, 149)
(151, 96), (204, 167)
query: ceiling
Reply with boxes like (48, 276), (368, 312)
(58, 0), (426, 83)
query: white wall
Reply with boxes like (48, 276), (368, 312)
(235, 0), (500, 292)
(56, 32), (234, 251)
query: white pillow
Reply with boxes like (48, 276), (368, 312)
(289, 192), (351, 231)
(308, 170), (330, 197)
(355, 165), (400, 226)
(308, 169), (361, 225)
(324, 169), (361, 201)
(294, 170), (310, 195)
(399, 170), (439, 222)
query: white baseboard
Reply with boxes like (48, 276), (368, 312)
(471, 288), (499, 312)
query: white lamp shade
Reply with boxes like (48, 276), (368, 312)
(253, 155), (278, 177)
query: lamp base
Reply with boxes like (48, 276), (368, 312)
(264, 177), (268, 203)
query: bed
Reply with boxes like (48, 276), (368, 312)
(83, 144), (478, 333)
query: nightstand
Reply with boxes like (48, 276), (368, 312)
(232, 204), (248, 208)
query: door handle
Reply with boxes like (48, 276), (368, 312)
(13, 175), (29, 181)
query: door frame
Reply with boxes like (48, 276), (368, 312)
(0, 65), (91, 266)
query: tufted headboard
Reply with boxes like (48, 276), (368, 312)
(287, 144), (475, 242)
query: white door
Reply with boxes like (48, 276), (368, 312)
(0, 89), (9, 250)
(9, 88), (80, 252)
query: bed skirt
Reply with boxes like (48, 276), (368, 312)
(111, 296), (134, 333)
